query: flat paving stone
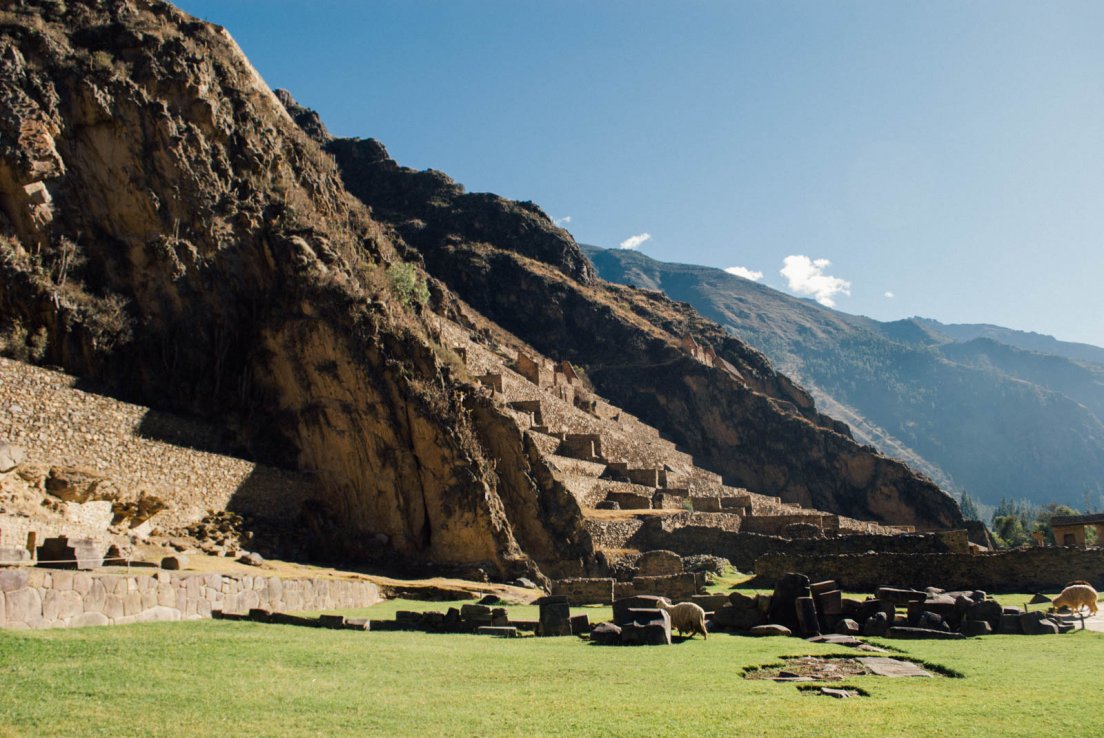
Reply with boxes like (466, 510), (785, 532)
(857, 657), (932, 678)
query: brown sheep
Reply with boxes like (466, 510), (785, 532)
(1048, 583), (1099, 616)
(657, 597), (708, 639)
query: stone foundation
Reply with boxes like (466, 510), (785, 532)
(0, 567), (382, 629)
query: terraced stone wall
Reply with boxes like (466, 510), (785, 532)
(0, 358), (321, 531)
(0, 567), (382, 630)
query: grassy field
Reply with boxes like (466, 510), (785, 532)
(2, 596), (1103, 737)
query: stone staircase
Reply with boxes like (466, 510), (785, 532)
(437, 317), (900, 561)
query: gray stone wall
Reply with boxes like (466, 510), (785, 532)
(630, 518), (966, 570)
(0, 567), (382, 629)
(550, 577), (615, 605)
(754, 547), (1104, 592)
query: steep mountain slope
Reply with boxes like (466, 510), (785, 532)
(0, 0), (600, 581)
(584, 246), (1104, 507)
(290, 115), (962, 530)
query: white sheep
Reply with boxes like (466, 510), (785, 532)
(657, 597), (708, 640)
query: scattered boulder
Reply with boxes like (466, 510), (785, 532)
(835, 618), (861, 636)
(862, 611), (890, 637)
(237, 551), (264, 567)
(960, 620), (992, 637)
(160, 555), (188, 570)
(966, 599), (1003, 631)
(750, 624), (792, 637)
(1019, 611), (1060, 636)
(589, 622), (622, 645)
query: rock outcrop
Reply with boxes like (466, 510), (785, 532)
(0, 0), (593, 581)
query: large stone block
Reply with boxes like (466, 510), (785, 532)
(123, 590), (143, 616)
(613, 595), (666, 625)
(134, 606), (182, 623)
(84, 579), (107, 612)
(620, 610), (671, 646)
(538, 596), (572, 637)
(768, 572), (810, 632)
(72, 572), (92, 595)
(42, 590), (84, 621)
(5, 587), (42, 625)
(711, 602), (764, 631)
(794, 596), (820, 637)
(69, 611), (109, 628)
(0, 569), (28, 592)
(102, 595), (125, 620)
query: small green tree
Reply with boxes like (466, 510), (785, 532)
(386, 262), (430, 307)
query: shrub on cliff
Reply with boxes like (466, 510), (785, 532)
(387, 262), (430, 307)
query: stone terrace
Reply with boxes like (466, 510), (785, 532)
(0, 357), (322, 536)
(436, 317), (900, 563)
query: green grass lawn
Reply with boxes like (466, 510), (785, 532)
(2, 597), (1103, 738)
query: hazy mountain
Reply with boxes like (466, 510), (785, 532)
(584, 246), (1104, 508)
(917, 319), (1104, 366)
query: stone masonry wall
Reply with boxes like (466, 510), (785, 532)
(632, 519), (966, 571)
(0, 357), (322, 530)
(754, 547), (1104, 592)
(550, 577), (615, 605)
(0, 566), (383, 629)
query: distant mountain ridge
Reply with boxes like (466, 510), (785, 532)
(583, 245), (1104, 508)
(916, 318), (1104, 366)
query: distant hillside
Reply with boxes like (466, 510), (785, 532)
(917, 319), (1104, 366)
(584, 246), (1104, 508)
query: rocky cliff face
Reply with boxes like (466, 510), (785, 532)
(311, 131), (962, 530)
(0, 0), (593, 580)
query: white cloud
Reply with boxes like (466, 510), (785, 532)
(724, 266), (763, 281)
(884, 291), (895, 298)
(780, 255), (852, 307)
(553, 215), (572, 227)
(618, 232), (651, 250)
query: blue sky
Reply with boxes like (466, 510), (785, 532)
(178, 0), (1104, 347)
